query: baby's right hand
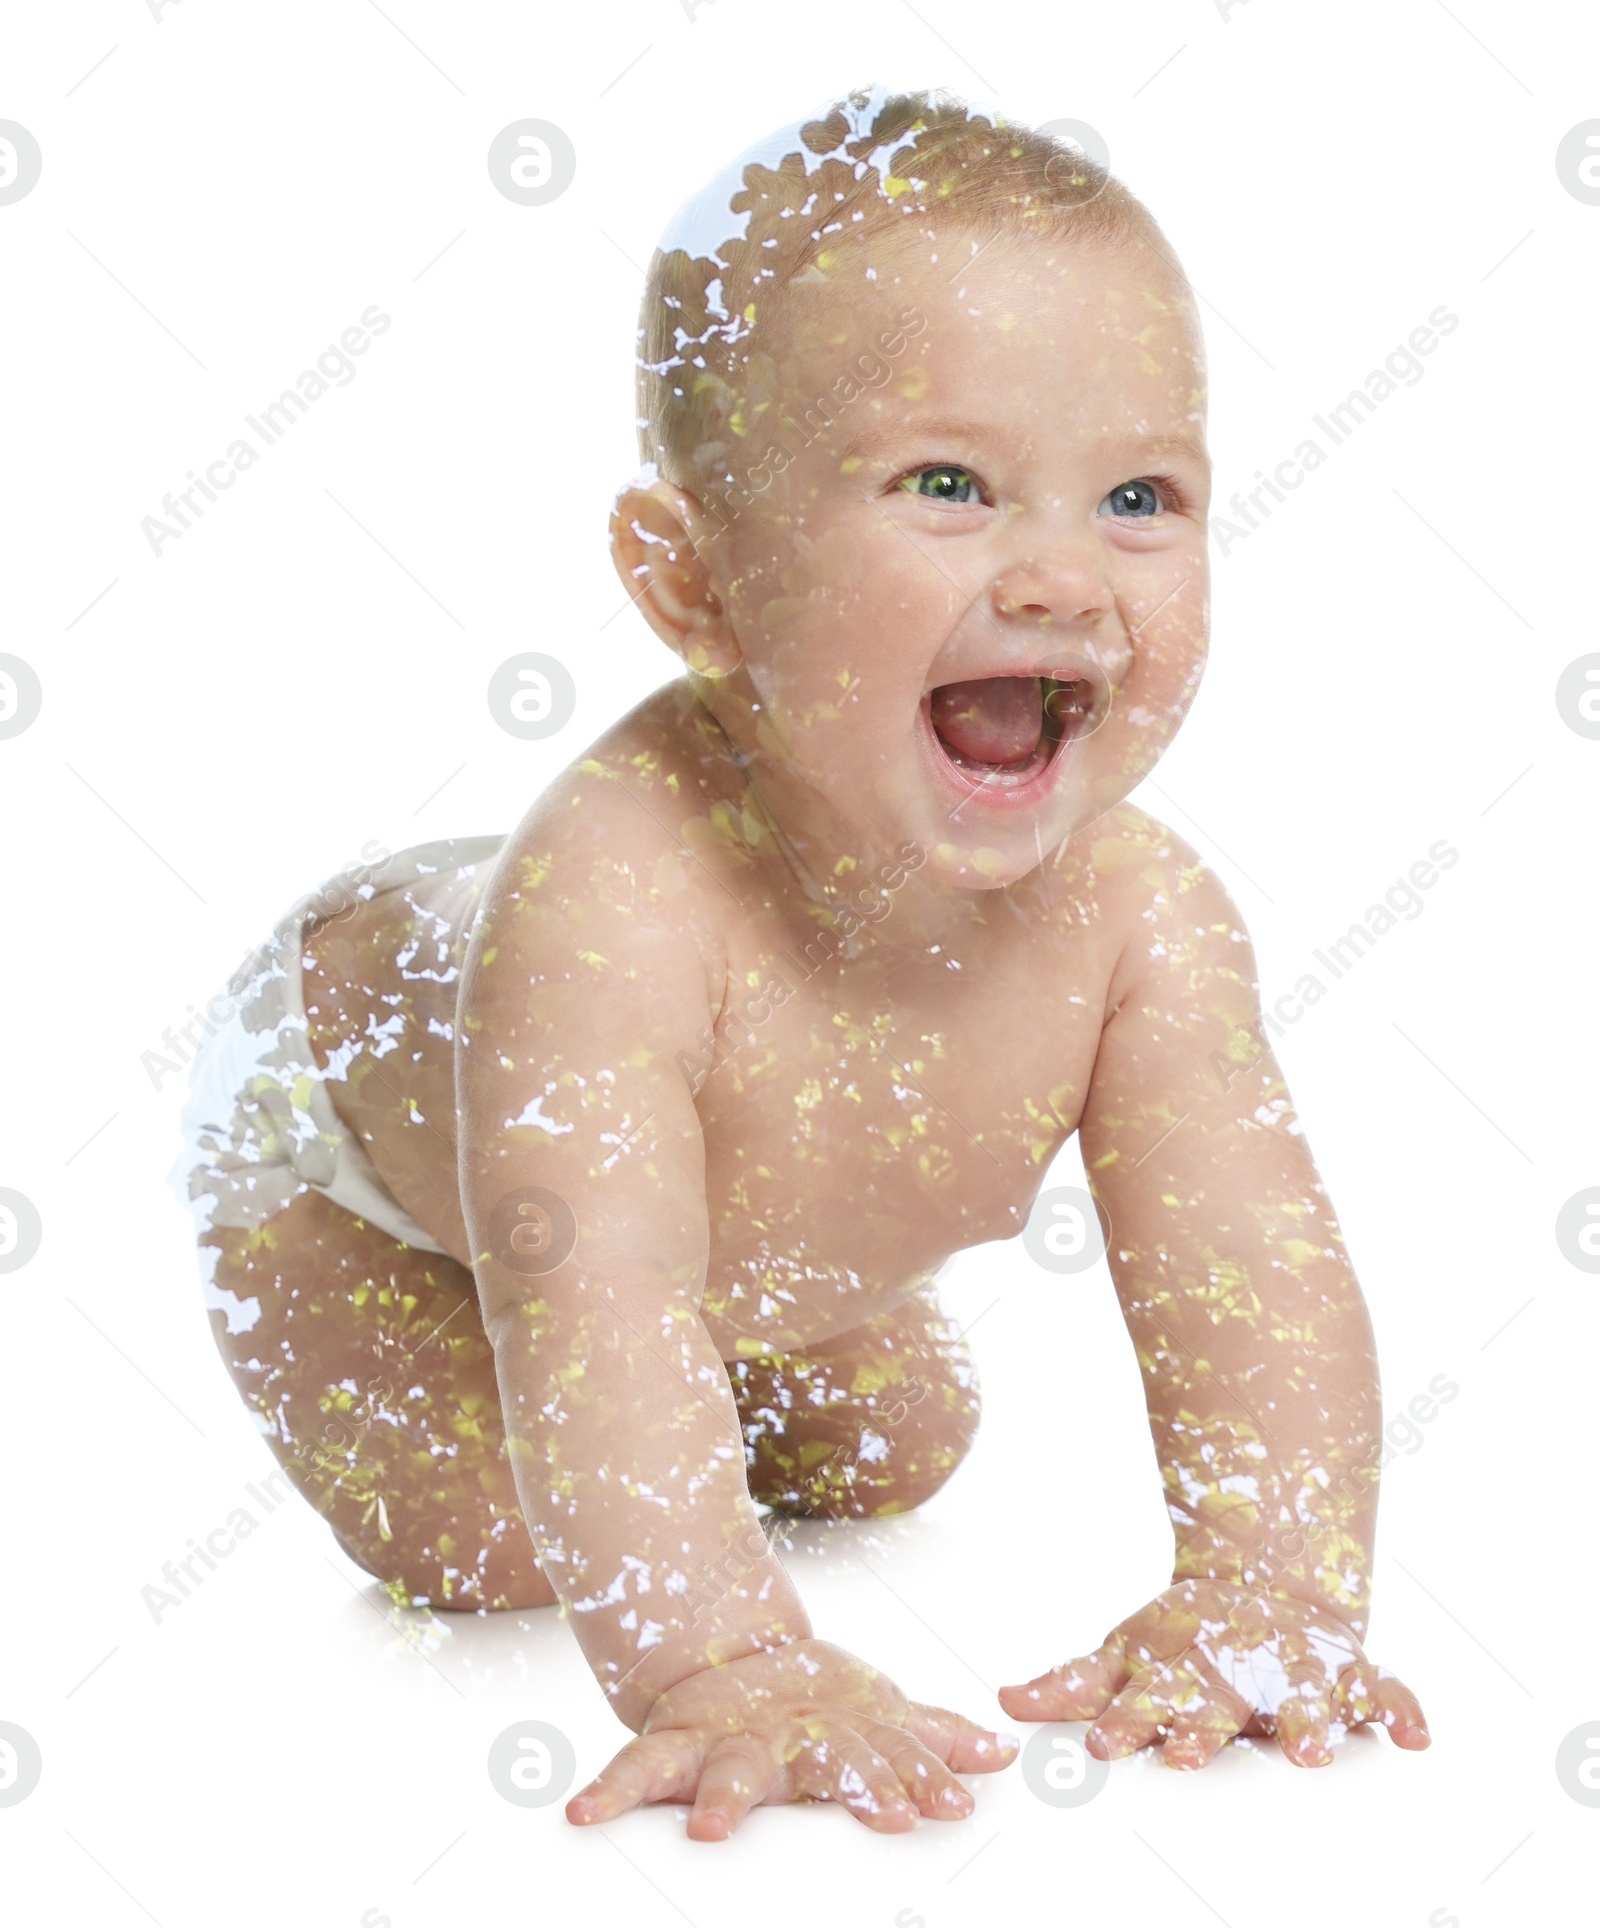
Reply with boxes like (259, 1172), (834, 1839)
(566, 1639), (1018, 1840)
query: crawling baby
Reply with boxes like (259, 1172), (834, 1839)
(177, 87), (1430, 1839)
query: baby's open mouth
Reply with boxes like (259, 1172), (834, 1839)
(927, 674), (1099, 782)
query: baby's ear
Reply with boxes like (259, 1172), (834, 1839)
(608, 479), (740, 677)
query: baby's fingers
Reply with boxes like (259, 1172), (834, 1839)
(1333, 1664), (1431, 1750)
(1088, 1655), (1250, 1765)
(857, 1719), (978, 1820)
(1160, 1684), (1251, 1772)
(1085, 1656), (1193, 1762)
(792, 1729), (919, 1832)
(567, 1731), (700, 1826)
(1085, 1688), (1166, 1761)
(999, 1634), (1127, 1724)
(903, 1701), (1020, 1775)
(686, 1735), (780, 1842)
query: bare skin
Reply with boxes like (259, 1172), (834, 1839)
(196, 179), (1429, 1840)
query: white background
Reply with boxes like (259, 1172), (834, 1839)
(1, 1), (1595, 1923)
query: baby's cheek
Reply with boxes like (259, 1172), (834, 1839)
(746, 588), (858, 718)
(1111, 617), (1207, 760)
(1133, 580), (1207, 682)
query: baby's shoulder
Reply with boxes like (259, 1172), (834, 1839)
(492, 678), (753, 919)
(1052, 800), (1247, 960)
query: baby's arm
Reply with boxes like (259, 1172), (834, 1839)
(1002, 828), (1430, 1766)
(456, 767), (1011, 1835)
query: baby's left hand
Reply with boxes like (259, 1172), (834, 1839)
(999, 1580), (1431, 1770)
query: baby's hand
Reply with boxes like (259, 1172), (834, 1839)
(999, 1581), (1431, 1770)
(567, 1639), (1018, 1839)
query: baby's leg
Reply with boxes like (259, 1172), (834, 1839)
(200, 1187), (976, 1599)
(729, 1282), (981, 1519)
(200, 1185), (555, 1611)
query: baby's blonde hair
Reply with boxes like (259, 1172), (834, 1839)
(637, 87), (1170, 496)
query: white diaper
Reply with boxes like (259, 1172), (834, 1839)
(167, 836), (506, 1308)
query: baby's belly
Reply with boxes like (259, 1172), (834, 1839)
(712, 1249), (949, 1359)
(304, 876), (1054, 1358)
(691, 1122), (1028, 1356)
(334, 1085), (992, 1360)
(695, 1241), (946, 1358)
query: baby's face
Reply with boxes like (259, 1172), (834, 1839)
(694, 230), (1211, 891)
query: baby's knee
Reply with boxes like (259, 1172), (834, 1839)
(331, 1520), (558, 1612)
(830, 1423), (976, 1517)
(753, 1378), (982, 1520)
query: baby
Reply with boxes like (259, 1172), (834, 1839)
(176, 87), (1430, 1839)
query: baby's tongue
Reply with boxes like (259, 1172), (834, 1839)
(930, 676), (1043, 765)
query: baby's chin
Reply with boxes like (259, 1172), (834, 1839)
(868, 737), (1131, 893)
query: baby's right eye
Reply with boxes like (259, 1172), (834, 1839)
(898, 463), (984, 505)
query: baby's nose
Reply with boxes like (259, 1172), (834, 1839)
(990, 549), (1115, 628)
(988, 557), (1133, 687)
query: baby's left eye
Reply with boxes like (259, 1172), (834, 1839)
(899, 464), (983, 504)
(1098, 479), (1166, 520)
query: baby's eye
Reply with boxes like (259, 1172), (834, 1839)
(899, 464), (984, 505)
(1098, 478), (1167, 520)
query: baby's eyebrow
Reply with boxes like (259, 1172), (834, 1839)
(838, 418), (1209, 469)
(1099, 429), (1209, 467)
(840, 416), (997, 462)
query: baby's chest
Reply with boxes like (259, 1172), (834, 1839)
(693, 936), (1107, 1268)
